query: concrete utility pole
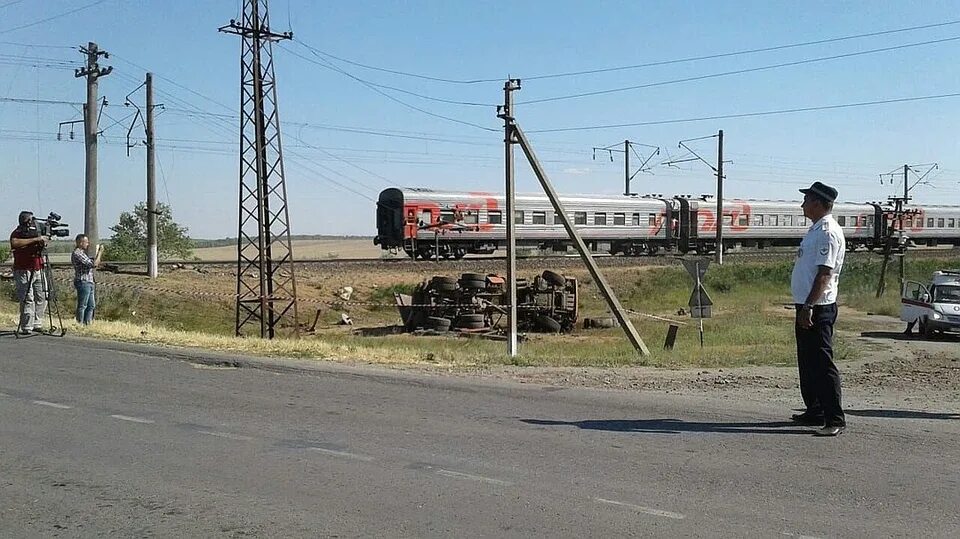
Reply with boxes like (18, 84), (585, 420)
(146, 73), (158, 278)
(624, 140), (630, 196)
(75, 42), (112, 256)
(716, 130), (724, 265)
(500, 79), (520, 357)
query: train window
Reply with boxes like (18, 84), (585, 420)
(594, 213), (607, 225)
(906, 216), (914, 227)
(752, 214), (764, 226)
(440, 209), (456, 223)
(766, 215), (778, 226)
(614, 213), (626, 225)
(488, 210), (502, 224)
(554, 212), (563, 225)
(574, 212), (587, 225)
(514, 210), (524, 224)
(927, 218), (935, 228)
(938, 218), (945, 228)
(463, 212), (478, 225)
(632, 213), (641, 226)
(867, 215), (874, 226)
(851, 216), (859, 227)
(738, 215), (749, 226)
(783, 215), (793, 226)
(532, 211), (546, 225)
(648, 213), (657, 226)
(419, 209), (433, 224)
(950, 218), (956, 228)
(837, 216), (846, 227)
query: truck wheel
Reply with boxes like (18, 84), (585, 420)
(542, 270), (566, 287)
(425, 317), (451, 331)
(536, 315), (562, 333)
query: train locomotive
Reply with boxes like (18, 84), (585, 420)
(375, 187), (960, 259)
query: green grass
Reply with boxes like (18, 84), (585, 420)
(4, 254), (956, 368)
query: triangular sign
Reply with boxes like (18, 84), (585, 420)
(688, 284), (713, 307)
(681, 258), (711, 282)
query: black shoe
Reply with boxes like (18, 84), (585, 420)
(813, 425), (845, 437)
(790, 412), (824, 426)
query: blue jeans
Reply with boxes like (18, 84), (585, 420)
(75, 280), (96, 325)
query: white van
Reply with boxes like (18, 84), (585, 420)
(901, 270), (960, 337)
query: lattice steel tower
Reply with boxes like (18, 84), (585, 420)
(220, 0), (299, 338)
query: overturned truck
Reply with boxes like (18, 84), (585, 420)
(395, 271), (578, 334)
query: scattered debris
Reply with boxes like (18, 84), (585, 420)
(337, 286), (354, 301)
(583, 317), (618, 330)
(338, 313), (353, 326)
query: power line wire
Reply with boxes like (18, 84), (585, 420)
(0, 0), (108, 35)
(285, 41), (498, 132)
(518, 35), (960, 105)
(289, 18), (960, 86)
(528, 91), (960, 133)
(523, 18), (960, 81)
(287, 40), (494, 106)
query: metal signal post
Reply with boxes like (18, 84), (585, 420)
(220, 0), (300, 338)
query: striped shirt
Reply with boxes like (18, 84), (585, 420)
(72, 248), (96, 283)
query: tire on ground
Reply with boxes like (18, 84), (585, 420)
(536, 314), (562, 333)
(425, 316), (452, 331)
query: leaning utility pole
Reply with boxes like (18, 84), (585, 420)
(220, 0), (300, 338)
(145, 73), (158, 278)
(74, 42), (112, 255)
(503, 80), (650, 356)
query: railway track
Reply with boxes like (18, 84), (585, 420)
(46, 247), (958, 272)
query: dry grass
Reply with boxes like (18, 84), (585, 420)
(193, 238), (383, 261)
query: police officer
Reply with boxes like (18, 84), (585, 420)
(790, 182), (846, 436)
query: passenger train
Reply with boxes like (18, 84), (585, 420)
(374, 187), (960, 259)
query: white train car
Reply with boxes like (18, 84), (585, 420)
(375, 188), (674, 259)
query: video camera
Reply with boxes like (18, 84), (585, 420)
(35, 212), (70, 238)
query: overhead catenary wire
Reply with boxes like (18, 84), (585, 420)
(0, 0), (108, 35)
(527, 91), (960, 133)
(285, 40), (498, 132)
(518, 35), (960, 105)
(286, 41), (494, 107)
(289, 19), (960, 85)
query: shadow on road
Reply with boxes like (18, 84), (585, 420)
(846, 409), (959, 420)
(861, 330), (960, 342)
(520, 418), (812, 435)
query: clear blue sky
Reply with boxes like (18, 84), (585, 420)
(1, 0), (959, 238)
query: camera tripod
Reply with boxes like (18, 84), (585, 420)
(14, 252), (66, 338)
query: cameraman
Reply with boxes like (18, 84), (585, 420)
(9, 211), (49, 334)
(71, 234), (102, 324)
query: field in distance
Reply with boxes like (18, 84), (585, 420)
(192, 237), (383, 261)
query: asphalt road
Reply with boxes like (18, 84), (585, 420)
(1, 336), (958, 538)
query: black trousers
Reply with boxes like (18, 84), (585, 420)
(795, 303), (845, 427)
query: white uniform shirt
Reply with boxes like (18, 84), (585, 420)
(791, 214), (845, 305)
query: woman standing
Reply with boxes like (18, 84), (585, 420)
(71, 234), (102, 325)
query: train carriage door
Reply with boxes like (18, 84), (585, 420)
(676, 198), (698, 252)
